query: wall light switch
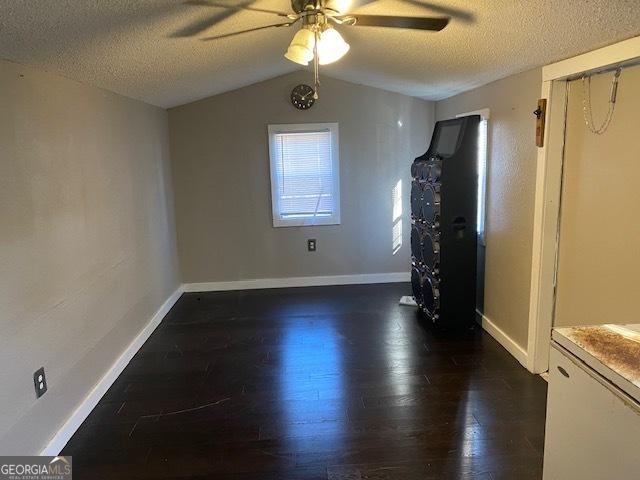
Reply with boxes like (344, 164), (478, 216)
(307, 239), (317, 252)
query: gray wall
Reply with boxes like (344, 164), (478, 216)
(436, 68), (541, 350)
(555, 64), (640, 327)
(0, 59), (180, 454)
(169, 72), (434, 283)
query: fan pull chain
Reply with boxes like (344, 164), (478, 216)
(581, 68), (621, 135)
(313, 28), (320, 99)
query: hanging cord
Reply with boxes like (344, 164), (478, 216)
(313, 27), (320, 99)
(581, 68), (621, 135)
(308, 177), (324, 226)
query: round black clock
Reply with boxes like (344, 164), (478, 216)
(291, 84), (315, 110)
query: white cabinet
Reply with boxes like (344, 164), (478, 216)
(543, 344), (640, 480)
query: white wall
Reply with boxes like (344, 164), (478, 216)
(0, 59), (180, 454)
(169, 72), (435, 284)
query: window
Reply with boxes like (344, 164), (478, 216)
(456, 109), (489, 245)
(268, 123), (340, 227)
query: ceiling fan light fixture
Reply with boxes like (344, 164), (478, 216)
(325, 0), (352, 13)
(318, 27), (350, 65)
(284, 28), (315, 65)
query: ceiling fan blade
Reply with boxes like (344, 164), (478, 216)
(201, 21), (295, 41)
(171, 11), (236, 37)
(173, 0), (260, 37)
(343, 14), (449, 30)
(185, 0), (290, 17)
(399, 0), (474, 23)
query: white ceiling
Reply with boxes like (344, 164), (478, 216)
(1, 1), (639, 108)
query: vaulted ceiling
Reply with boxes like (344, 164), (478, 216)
(1, 1), (639, 108)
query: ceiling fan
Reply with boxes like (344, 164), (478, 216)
(178, 0), (454, 98)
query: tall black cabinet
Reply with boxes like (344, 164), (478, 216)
(411, 116), (480, 329)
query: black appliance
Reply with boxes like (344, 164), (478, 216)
(411, 116), (480, 328)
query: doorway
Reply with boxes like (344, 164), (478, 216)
(554, 64), (640, 328)
(526, 36), (640, 374)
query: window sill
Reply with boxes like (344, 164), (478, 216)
(273, 216), (341, 228)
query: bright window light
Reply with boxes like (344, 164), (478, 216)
(456, 109), (489, 245)
(392, 219), (403, 255)
(392, 179), (402, 222)
(392, 179), (402, 254)
(268, 123), (340, 227)
(477, 117), (488, 244)
(280, 316), (345, 447)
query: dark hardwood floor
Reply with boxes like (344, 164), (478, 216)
(62, 283), (547, 479)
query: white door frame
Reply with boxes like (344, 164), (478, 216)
(527, 35), (640, 373)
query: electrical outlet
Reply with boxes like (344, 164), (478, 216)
(307, 239), (317, 252)
(34, 367), (47, 398)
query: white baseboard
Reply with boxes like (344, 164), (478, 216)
(476, 310), (529, 370)
(40, 286), (184, 455)
(184, 272), (410, 293)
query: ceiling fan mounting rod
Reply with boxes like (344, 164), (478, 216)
(292, 0), (339, 15)
(292, 0), (315, 14)
(300, 11), (326, 29)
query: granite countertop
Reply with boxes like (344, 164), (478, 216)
(552, 324), (640, 402)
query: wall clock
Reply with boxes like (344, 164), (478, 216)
(291, 84), (315, 110)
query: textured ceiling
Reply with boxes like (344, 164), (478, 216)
(1, 1), (639, 108)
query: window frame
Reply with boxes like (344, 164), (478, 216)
(267, 122), (341, 228)
(456, 109), (489, 246)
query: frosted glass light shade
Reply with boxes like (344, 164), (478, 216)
(318, 28), (350, 65)
(285, 28), (315, 65)
(326, 0), (352, 12)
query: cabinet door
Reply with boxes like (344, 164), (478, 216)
(543, 346), (640, 480)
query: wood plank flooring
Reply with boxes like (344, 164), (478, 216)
(61, 283), (547, 479)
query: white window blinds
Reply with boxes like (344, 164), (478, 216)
(268, 123), (340, 227)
